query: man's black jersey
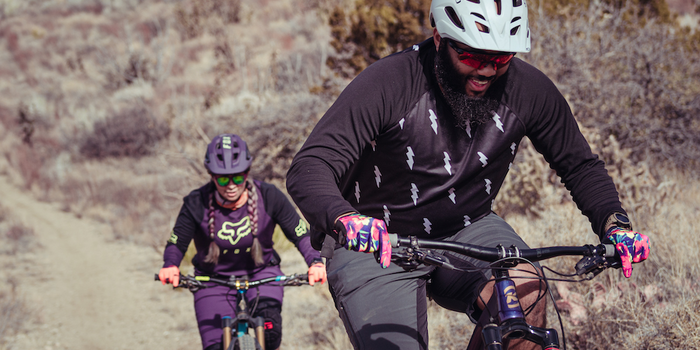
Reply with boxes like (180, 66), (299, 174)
(287, 39), (624, 242)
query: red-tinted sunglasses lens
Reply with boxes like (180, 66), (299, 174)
(448, 40), (514, 70)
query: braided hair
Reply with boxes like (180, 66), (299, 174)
(203, 179), (263, 266)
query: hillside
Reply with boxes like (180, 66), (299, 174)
(1, 0), (699, 349)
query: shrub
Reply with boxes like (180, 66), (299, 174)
(175, 0), (242, 40)
(79, 107), (170, 159)
(524, 1), (700, 172)
(328, 0), (431, 77)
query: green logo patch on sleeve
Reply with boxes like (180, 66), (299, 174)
(295, 219), (308, 237)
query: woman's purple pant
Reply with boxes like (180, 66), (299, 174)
(193, 265), (284, 349)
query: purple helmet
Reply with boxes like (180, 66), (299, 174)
(204, 134), (253, 174)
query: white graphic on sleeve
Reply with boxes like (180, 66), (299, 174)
(399, 118), (405, 129)
(410, 183), (419, 205)
(478, 152), (488, 167)
(466, 124), (472, 138)
(443, 152), (452, 175)
(491, 199), (495, 210)
(383, 205), (391, 226)
(406, 147), (415, 170)
(464, 215), (472, 227)
(448, 188), (456, 204)
(374, 166), (382, 188)
(371, 140), (377, 151)
(485, 179), (492, 195)
(429, 109), (438, 134)
(492, 113), (504, 132)
(510, 142), (517, 155)
(508, 162), (512, 170)
(423, 218), (432, 234)
(354, 181), (361, 203)
(413, 44), (419, 51)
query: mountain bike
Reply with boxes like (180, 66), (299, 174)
(155, 273), (309, 350)
(388, 234), (622, 350)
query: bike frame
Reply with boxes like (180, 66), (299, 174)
(389, 235), (618, 350)
(156, 273), (308, 350)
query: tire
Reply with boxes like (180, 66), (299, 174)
(232, 334), (259, 350)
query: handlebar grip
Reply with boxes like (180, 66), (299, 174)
(603, 244), (617, 258)
(389, 233), (399, 248)
(154, 273), (160, 281)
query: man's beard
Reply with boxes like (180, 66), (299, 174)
(434, 38), (500, 128)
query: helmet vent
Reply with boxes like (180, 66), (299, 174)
(511, 16), (521, 23)
(476, 23), (490, 33)
(445, 7), (465, 30)
(495, 0), (502, 15)
(467, 0), (480, 3)
(513, 0), (523, 7)
(471, 12), (485, 20)
(510, 25), (520, 35)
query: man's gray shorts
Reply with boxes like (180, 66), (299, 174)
(326, 213), (536, 350)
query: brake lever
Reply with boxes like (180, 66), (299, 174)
(575, 244), (622, 277)
(391, 248), (456, 271)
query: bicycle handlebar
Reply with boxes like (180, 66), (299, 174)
(154, 273), (310, 291)
(388, 234), (621, 276)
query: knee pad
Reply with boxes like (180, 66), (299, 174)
(253, 300), (282, 350)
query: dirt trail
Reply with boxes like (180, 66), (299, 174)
(0, 176), (199, 350)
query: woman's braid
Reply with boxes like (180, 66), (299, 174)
(203, 192), (221, 264)
(247, 179), (264, 266)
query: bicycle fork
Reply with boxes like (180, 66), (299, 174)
(481, 269), (560, 350)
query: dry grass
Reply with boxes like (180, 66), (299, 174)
(0, 204), (37, 348)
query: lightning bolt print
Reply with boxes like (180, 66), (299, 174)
(478, 152), (488, 167)
(464, 215), (472, 227)
(429, 109), (438, 134)
(443, 152), (452, 175)
(410, 183), (419, 206)
(383, 205), (391, 226)
(510, 142), (517, 155)
(374, 165), (382, 188)
(354, 181), (361, 203)
(448, 187), (456, 204)
(399, 118), (405, 129)
(406, 147), (415, 170)
(492, 112), (504, 132)
(485, 179), (492, 195)
(371, 140), (377, 151)
(466, 124), (472, 138)
(423, 218), (432, 234)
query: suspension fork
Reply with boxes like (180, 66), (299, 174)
(478, 265), (561, 349)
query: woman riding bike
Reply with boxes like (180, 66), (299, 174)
(158, 133), (327, 350)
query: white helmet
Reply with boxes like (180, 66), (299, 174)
(430, 0), (531, 53)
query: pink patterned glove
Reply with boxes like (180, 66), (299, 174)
(334, 213), (391, 268)
(605, 227), (650, 278)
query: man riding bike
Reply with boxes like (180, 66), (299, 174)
(286, 1), (650, 349)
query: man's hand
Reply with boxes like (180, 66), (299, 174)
(308, 262), (327, 286)
(605, 227), (650, 278)
(159, 265), (180, 287)
(334, 213), (391, 268)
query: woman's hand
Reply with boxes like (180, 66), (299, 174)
(159, 265), (180, 287)
(308, 262), (327, 286)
